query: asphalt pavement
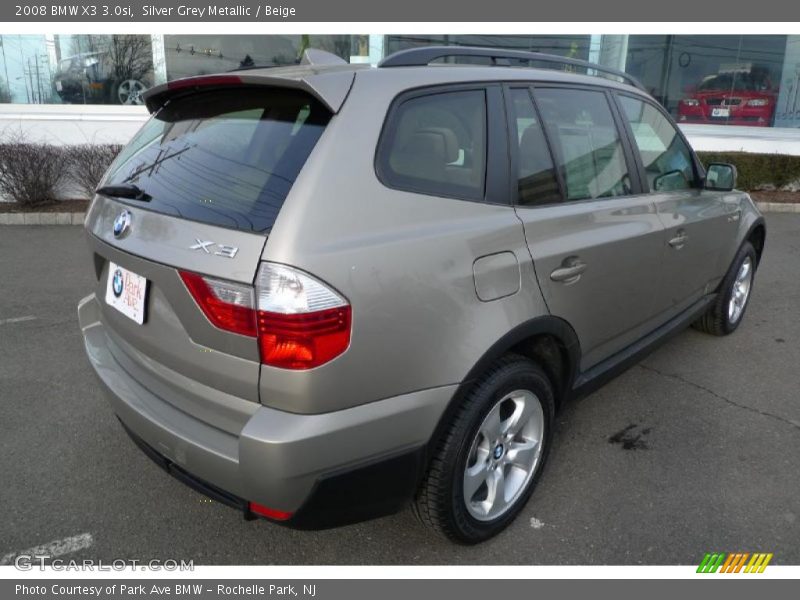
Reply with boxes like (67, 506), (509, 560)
(1, 215), (798, 565)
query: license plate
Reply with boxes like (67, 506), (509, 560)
(711, 107), (730, 118)
(105, 262), (147, 324)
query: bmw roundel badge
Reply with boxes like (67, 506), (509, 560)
(113, 209), (132, 238)
(112, 268), (124, 298)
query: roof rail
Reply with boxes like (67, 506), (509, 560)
(378, 46), (646, 92)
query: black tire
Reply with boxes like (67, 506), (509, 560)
(413, 354), (555, 544)
(693, 241), (757, 336)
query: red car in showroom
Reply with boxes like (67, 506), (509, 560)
(678, 72), (777, 127)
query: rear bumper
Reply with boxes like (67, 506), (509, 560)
(78, 293), (454, 528)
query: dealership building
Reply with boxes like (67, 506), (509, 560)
(1, 33), (799, 154)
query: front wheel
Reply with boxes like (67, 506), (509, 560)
(414, 355), (554, 544)
(694, 241), (757, 336)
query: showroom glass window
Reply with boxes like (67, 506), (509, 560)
(618, 95), (698, 192)
(532, 87), (631, 201)
(377, 89), (487, 201)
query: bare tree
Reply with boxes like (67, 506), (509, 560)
(106, 35), (153, 82)
(0, 129), (70, 206)
(0, 78), (11, 103)
(67, 144), (122, 198)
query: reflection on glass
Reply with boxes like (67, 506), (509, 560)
(535, 88), (630, 201)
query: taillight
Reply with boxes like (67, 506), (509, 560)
(179, 263), (351, 370)
(179, 271), (256, 337)
(255, 263), (351, 370)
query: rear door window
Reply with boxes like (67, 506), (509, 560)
(508, 87), (561, 206)
(377, 89), (487, 201)
(532, 87), (632, 202)
(102, 87), (331, 232)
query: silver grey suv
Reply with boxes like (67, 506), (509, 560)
(78, 46), (765, 543)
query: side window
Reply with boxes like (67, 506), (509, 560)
(508, 88), (561, 206)
(378, 89), (486, 200)
(618, 95), (697, 192)
(533, 88), (632, 202)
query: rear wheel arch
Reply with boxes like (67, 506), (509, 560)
(424, 316), (580, 466)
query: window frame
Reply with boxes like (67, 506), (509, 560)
(374, 83), (511, 205)
(612, 90), (707, 194)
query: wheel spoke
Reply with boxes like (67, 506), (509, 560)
(481, 405), (503, 441)
(464, 462), (489, 500)
(505, 439), (539, 471)
(506, 395), (535, 437)
(738, 259), (751, 281)
(486, 466), (507, 515)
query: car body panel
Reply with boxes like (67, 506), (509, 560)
(79, 292), (454, 512)
(651, 188), (743, 320)
(515, 195), (666, 371)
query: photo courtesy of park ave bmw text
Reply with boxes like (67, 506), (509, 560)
(0, 0), (798, 595)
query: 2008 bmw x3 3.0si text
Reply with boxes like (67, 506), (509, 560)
(78, 46), (765, 543)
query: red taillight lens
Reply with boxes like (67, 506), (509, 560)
(257, 306), (352, 370)
(248, 501), (293, 521)
(180, 263), (352, 370)
(179, 271), (256, 337)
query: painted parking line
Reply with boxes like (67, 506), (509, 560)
(0, 315), (36, 326)
(0, 533), (94, 565)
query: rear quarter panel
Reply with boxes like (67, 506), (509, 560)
(258, 70), (550, 414)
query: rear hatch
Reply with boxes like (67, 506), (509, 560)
(85, 83), (332, 433)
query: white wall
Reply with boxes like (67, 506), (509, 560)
(0, 104), (147, 146)
(2, 103), (798, 154)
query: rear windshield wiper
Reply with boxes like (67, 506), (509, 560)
(95, 183), (152, 202)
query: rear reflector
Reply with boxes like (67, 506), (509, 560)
(179, 263), (352, 370)
(248, 501), (293, 521)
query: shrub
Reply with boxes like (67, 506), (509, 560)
(67, 144), (123, 198)
(0, 130), (70, 207)
(696, 151), (800, 191)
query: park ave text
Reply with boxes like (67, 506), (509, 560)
(16, 584), (316, 596)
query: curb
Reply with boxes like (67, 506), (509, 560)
(0, 212), (85, 225)
(0, 203), (798, 225)
(754, 202), (800, 213)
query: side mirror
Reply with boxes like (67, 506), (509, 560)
(705, 163), (737, 192)
(653, 169), (689, 192)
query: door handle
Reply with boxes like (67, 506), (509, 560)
(668, 231), (689, 249)
(550, 257), (587, 284)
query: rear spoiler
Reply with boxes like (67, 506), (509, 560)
(142, 67), (361, 114)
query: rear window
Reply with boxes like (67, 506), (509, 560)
(376, 89), (487, 201)
(102, 87), (331, 232)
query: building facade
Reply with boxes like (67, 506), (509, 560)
(1, 33), (799, 129)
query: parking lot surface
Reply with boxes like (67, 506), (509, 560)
(1, 215), (798, 565)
